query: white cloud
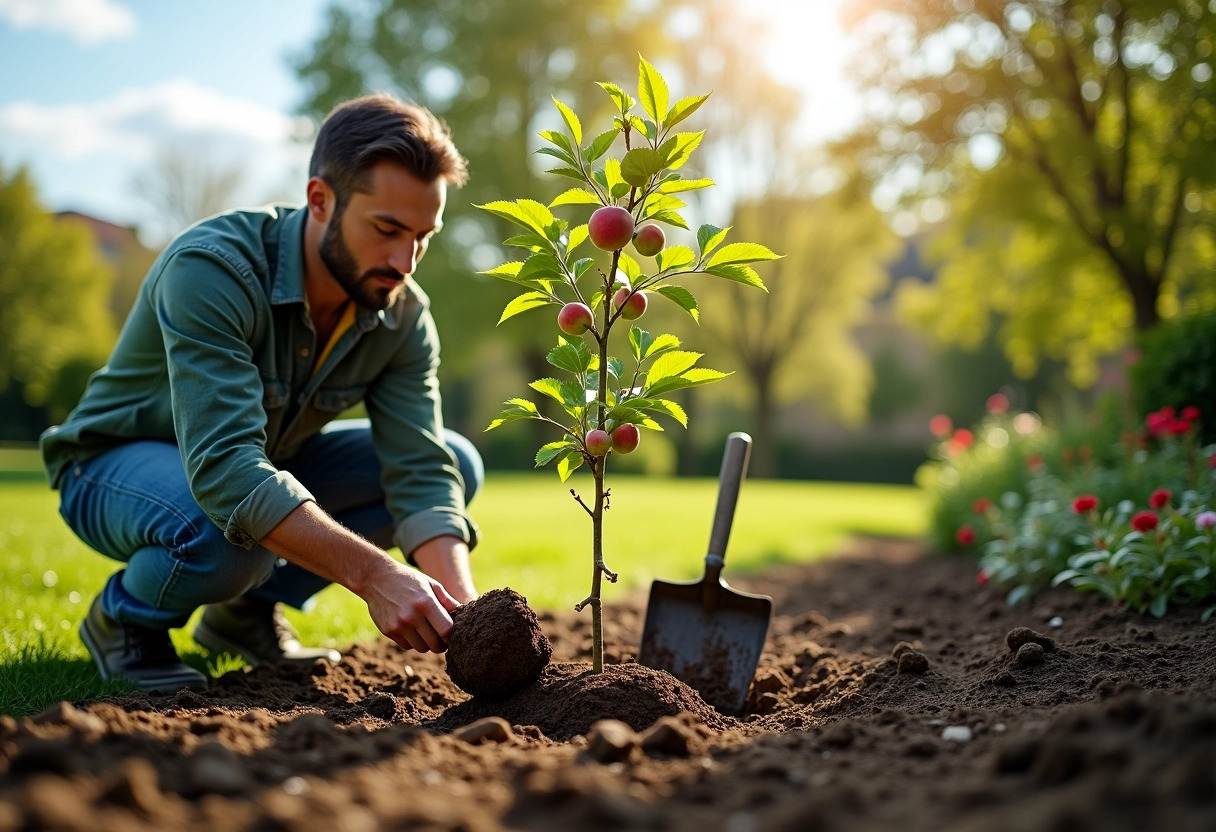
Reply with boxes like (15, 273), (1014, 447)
(0, 0), (137, 45)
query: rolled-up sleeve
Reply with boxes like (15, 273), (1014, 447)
(152, 247), (314, 548)
(365, 300), (479, 557)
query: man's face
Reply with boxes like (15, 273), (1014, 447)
(318, 161), (447, 311)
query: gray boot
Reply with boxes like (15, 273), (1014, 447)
(79, 596), (208, 692)
(194, 597), (341, 666)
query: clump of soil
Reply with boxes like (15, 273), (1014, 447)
(444, 588), (552, 699)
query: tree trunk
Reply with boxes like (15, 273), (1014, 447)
(1120, 263), (1161, 332)
(749, 369), (778, 479)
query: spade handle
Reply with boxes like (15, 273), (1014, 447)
(705, 432), (752, 578)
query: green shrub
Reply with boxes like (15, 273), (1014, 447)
(1130, 308), (1216, 444)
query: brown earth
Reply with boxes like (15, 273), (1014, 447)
(3, 536), (1216, 831)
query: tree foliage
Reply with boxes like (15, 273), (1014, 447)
(0, 165), (116, 417)
(840, 0), (1216, 385)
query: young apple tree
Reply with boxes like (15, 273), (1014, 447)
(479, 57), (779, 671)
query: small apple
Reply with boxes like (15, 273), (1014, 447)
(610, 423), (640, 454)
(585, 429), (613, 456)
(613, 287), (647, 320)
(588, 206), (635, 251)
(632, 224), (665, 257)
(557, 302), (594, 335)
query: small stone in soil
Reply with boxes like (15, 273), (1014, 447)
(585, 719), (638, 763)
(897, 651), (930, 674)
(1006, 627), (1056, 653)
(444, 588), (553, 699)
(1014, 642), (1046, 667)
(453, 716), (514, 745)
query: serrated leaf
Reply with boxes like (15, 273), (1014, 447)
(642, 332), (681, 359)
(704, 262), (768, 290)
(572, 257), (595, 280)
(665, 93), (709, 130)
(559, 379), (587, 407)
(583, 128), (619, 163)
(608, 357), (626, 379)
(656, 285), (699, 322)
(535, 146), (578, 166)
(501, 233), (550, 250)
(644, 368), (730, 396)
(476, 199), (556, 236)
(538, 130), (574, 154)
(480, 261), (524, 278)
(518, 253), (564, 281)
(628, 326), (653, 363)
(549, 188), (601, 208)
(645, 209), (689, 230)
(547, 336), (594, 374)
(556, 449), (584, 482)
(662, 131), (704, 170)
(498, 291), (552, 324)
(568, 224), (589, 252)
(552, 97), (582, 145)
(603, 158), (626, 192)
(536, 440), (578, 467)
(617, 253), (642, 283)
(647, 350), (702, 383)
(706, 242), (783, 267)
(486, 398), (539, 431)
(655, 246), (695, 272)
(627, 115), (652, 138)
(659, 177), (715, 194)
(621, 147), (664, 187)
(697, 224), (730, 257)
(610, 182), (632, 200)
(528, 377), (566, 403)
(645, 397), (689, 427)
(642, 193), (688, 215)
(598, 81), (634, 113)
(546, 167), (589, 181)
(638, 55), (669, 124)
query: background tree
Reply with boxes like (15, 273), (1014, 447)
(130, 145), (245, 245)
(839, 0), (1216, 386)
(0, 165), (116, 426)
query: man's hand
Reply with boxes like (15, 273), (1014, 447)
(413, 535), (477, 604)
(362, 558), (461, 653)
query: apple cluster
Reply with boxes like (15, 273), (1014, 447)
(584, 422), (640, 456)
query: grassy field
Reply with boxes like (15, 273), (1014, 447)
(0, 446), (926, 715)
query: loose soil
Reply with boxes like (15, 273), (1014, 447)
(3, 536), (1216, 831)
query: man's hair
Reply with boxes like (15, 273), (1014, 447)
(309, 94), (469, 210)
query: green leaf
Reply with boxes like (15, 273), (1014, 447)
(641, 332), (681, 359)
(583, 128), (619, 163)
(598, 81), (635, 113)
(535, 146), (578, 166)
(665, 94), (709, 130)
(476, 199), (556, 236)
(656, 285), (699, 322)
(628, 326), (653, 363)
(655, 246), (695, 272)
(627, 115), (652, 138)
(636, 396), (689, 427)
(550, 188), (601, 208)
(621, 147), (664, 187)
(647, 350), (702, 383)
(557, 449), (584, 482)
(502, 233), (550, 250)
(638, 56), (670, 124)
(706, 242), (783, 268)
(567, 223), (588, 252)
(616, 253), (642, 284)
(552, 97), (582, 145)
(518, 253), (565, 281)
(480, 261), (523, 278)
(546, 167), (589, 181)
(607, 357), (626, 380)
(645, 209), (689, 230)
(697, 224), (730, 258)
(661, 131), (704, 170)
(559, 379), (588, 408)
(486, 398), (539, 431)
(547, 336), (594, 374)
(603, 158), (626, 193)
(659, 177), (715, 194)
(572, 257), (595, 280)
(536, 440), (578, 467)
(642, 193), (687, 215)
(498, 291), (552, 324)
(528, 377), (566, 404)
(644, 367), (730, 396)
(610, 182), (632, 200)
(538, 130), (575, 154)
(704, 262), (768, 290)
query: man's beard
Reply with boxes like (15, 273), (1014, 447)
(318, 218), (405, 311)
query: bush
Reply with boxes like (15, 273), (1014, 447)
(1131, 309), (1216, 444)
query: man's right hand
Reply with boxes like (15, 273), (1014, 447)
(362, 559), (461, 653)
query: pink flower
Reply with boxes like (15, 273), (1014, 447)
(1149, 489), (1171, 509)
(929, 414), (953, 437)
(1182, 405), (1201, 422)
(1196, 511), (1216, 530)
(952, 428), (974, 450)
(1131, 511), (1159, 533)
(986, 393), (1010, 414)
(956, 525), (976, 546)
(973, 497), (991, 514)
(1167, 419), (1191, 436)
(1072, 495), (1099, 514)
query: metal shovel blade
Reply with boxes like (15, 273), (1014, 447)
(638, 432), (772, 715)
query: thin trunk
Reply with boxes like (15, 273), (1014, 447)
(750, 365), (778, 479)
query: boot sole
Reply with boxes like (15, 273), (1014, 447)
(79, 619), (209, 693)
(194, 621), (341, 666)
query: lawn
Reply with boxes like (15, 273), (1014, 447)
(0, 446), (927, 714)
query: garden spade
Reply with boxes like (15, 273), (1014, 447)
(638, 432), (772, 715)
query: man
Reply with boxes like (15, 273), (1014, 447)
(41, 94), (482, 692)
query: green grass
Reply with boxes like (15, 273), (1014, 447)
(0, 447), (926, 715)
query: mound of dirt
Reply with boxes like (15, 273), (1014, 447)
(2, 536), (1216, 831)
(444, 588), (552, 699)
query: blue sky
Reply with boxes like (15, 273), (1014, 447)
(0, 0), (330, 235)
(0, 0), (858, 241)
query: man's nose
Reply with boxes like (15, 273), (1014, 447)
(389, 241), (417, 275)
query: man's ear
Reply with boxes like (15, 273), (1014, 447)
(306, 177), (334, 223)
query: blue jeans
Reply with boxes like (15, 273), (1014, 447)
(57, 420), (483, 629)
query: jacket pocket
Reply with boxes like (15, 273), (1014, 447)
(314, 383), (368, 413)
(262, 379), (289, 409)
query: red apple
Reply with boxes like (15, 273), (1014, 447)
(613, 287), (647, 320)
(588, 206), (635, 251)
(557, 302), (594, 335)
(632, 224), (665, 257)
(610, 423), (640, 454)
(585, 429), (613, 456)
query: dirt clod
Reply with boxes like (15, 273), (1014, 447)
(1006, 626), (1057, 653)
(444, 588), (553, 699)
(453, 716), (514, 745)
(584, 719), (637, 763)
(897, 650), (930, 673)
(1014, 641), (1046, 667)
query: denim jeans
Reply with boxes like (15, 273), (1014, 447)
(57, 419), (483, 629)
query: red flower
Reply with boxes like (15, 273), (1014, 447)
(973, 497), (991, 514)
(1130, 511), (1158, 533)
(1182, 405), (1201, 422)
(929, 414), (953, 437)
(956, 525), (976, 546)
(1167, 419), (1191, 436)
(976, 569), (989, 586)
(1210, 453), (1216, 469)
(952, 428), (974, 450)
(1027, 454), (1044, 472)
(986, 393), (1009, 414)
(1149, 488), (1171, 509)
(1072, 495), (1099, 514)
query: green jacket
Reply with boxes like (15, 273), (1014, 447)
(41, 205), (478, 555)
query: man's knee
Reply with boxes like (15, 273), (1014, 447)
(174, 522), (279, 603)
